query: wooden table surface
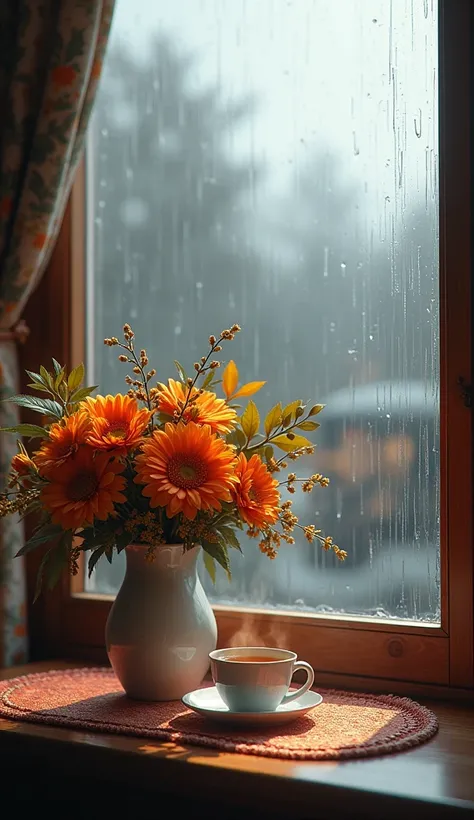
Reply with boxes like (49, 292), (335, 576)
(1, 661), (473, 819)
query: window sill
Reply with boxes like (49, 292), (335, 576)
(0, 662), (473, 819)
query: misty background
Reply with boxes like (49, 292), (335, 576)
(85, 0), (440, 621)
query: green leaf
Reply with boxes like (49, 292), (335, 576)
(105, 543), (114, 564)
(88, 545), (108, 577)
(3, 394), (63, 418)
(67, 363), (85, 391)
(27, 382), (51, 393)
(272, 433), (313, 453)
(46, 534), (71, 590)
(34, 549), (53, 602)
(116, 530), (134, 553)
(40, 365), (54, 389)
(174, 360), (188, 383)
(203, 551), (216, 584)
(217, 525), (242, 552)
(264, 403), (282, 436)
(282, 400), (304, 425)
(248, 446), (264, 460)
(308, 404), (325, 416)
(0, 423), (49, 439)
(264, 445), (274, 464)
(54, 368), (66, 391)
(240, 400), (260, 441)
(156, 412), (174, 425)
(296, 420), (321, 431)
(202, 540), (231, 580)
(201, 370), (216, 390)
(25, 369), (45, 384)
(25, 370), (51, 392)
(52, 359), (63, 376)
(16, 523), (63, 557)
(79, 527), (108, 550)
(226, 427), (246, 449)
(69, 385), (98, 403)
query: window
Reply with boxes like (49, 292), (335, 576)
(24, 0), (473, 693)
(87, 0), (440, 621)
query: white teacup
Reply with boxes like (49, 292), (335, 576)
(209, 646), (315, 712)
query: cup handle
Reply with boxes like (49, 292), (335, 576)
(280, 660), (315, 705)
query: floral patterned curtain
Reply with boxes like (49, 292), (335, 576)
(0, 0), (115, 667)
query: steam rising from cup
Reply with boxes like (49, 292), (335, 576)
(227, 614), (289, 650)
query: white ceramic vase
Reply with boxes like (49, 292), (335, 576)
(105, 543), (217, 701)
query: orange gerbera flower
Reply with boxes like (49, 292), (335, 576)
(35, 412), (90, 476)
(232, 453), (280, 530)
(41, 448), (126, 531)
(10, 453), (37, 488)
(82, 394), (151, 455)
(157, 379), (237, 434)
(134, 421), (238, 520)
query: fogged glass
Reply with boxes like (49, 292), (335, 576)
(85, 0), (440, 621)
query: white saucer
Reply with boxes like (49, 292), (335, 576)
(181, 686), (323, 726)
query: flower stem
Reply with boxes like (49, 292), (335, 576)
(175, 334), (225, 423)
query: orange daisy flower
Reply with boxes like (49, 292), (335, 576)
(41, 448), (126, 531)
(232, 453), (280, 530)
(82, 394), (151, 455)
(35, 412), (90, 477)
(157, 379), (237, 434)
(134, 421), (238, 520)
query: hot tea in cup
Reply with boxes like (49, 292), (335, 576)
(209, 646), (315, 712)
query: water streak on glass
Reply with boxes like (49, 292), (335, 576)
(85, 0), (439, 622)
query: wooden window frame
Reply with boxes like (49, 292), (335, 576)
(21, 0), (474, 697)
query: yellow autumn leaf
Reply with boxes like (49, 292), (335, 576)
(240, 400), (260, 440)
(232, 380), (266, 399)
(222, 360), (239, 399)
(272, 433), (313, 453)
(281, 399), (304, 424)
(264, 402), (282, 436)
(296, 420), (320, 431)
(308, 404), (325, 416)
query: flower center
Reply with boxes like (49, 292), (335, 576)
(67, 470), (99, 501)
(107, 422), (128, 441)
(167, 455), (208, 489)
(56, 441), (76, 458)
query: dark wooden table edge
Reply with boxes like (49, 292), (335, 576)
(1, 723), (472, 819)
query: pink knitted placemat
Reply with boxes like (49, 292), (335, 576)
(0, 668), (438, 760)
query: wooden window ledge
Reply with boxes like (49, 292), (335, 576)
(0, 662), (473, 819)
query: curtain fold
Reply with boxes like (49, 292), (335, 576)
(0, 0), (115, 667)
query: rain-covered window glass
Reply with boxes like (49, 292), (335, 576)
(85, 0), (440, 622)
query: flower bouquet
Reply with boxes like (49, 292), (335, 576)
(0, 322), (345, 698)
